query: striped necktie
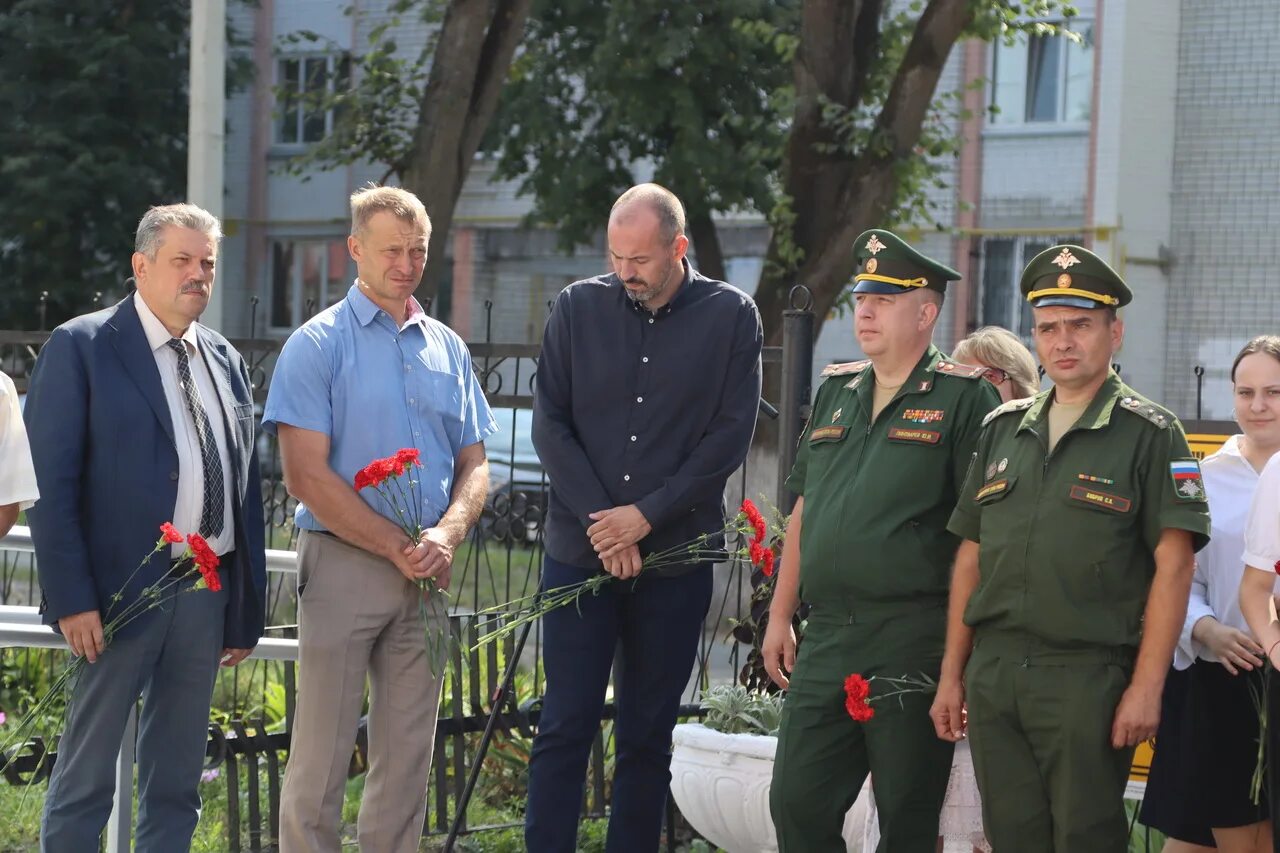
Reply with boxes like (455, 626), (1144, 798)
(165, 338), (225, 538)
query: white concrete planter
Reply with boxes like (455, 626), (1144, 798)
(669, 723), (867, 852)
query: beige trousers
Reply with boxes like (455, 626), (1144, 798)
(279, 530), (445, 853)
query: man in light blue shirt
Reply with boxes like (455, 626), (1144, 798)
(264, 185), (495, 853)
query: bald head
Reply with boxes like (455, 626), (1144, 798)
(610, 183), (686, 247)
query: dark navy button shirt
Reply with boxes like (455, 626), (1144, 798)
(532, 261), (763, 572)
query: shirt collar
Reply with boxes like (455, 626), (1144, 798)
(134, 292), (199, 354)
(347, 281), (429, 330)
(1018, 370), (1125, 434)
(625, 258), (697, 319)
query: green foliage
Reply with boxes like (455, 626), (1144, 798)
(490, 0), (797, 252)
(0, 1), (253, 328)
(700, 684), (784, 736)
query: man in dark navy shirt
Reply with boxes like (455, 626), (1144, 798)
(526, 183), (763, 852)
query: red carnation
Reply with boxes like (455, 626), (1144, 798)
(749, 541), (766, 566)
(394, 448), (422, 471)
(1274, 560), (1280, 575)
(742, 499), (767, 544)
(844, 673), (875, 722)
(761, 549), (775, 578)
(159, 522), (184, 544)
(354, 468), (372, 491)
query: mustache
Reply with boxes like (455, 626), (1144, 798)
(180, 280), (208, 294)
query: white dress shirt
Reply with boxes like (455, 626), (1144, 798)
(1243, 448), (1280, 587)
(0, 370), (39, 510)
(1176, 435), (1278, 668)
(134, 294), (234, 557)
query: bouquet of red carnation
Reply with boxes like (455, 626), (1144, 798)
(354, 448), (450, 675)
(474, 499), (773, 650)
(844, 672), (938, 723)
(0, 522), (222, 769)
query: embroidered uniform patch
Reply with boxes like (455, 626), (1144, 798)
(887, 427), (940, 444)
(1170, 459), (1205, 501)
(1068, 485), (1132, 513)
(809, 425), (847, 443)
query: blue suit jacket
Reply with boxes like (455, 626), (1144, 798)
(23, 293), (267, 648)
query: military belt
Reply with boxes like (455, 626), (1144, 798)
(972, 629), (1136, 667)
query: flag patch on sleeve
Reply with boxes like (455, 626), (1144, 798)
(1169, 459), (1205, 501)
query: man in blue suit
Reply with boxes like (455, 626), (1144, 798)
(23, 203), (267, 852)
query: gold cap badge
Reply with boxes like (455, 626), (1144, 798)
(866, 258), (878, 273)
(1051, 249), (1081, 270)
(1058, 273), (1072, 287)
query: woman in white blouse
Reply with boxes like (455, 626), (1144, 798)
(1147, 336), (1280, 853)
(0, 369), (39, 536)
(1239, 337), (1280, 853)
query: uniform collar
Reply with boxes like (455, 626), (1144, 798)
(1018, 369), (1124, 434)
(850, 345), (941, 410)
(134, 291), (201, 355)
(347, 281), (429, 330)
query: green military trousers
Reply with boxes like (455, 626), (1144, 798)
(770, 603), (954, 852)
(965, 633), (1135, 853)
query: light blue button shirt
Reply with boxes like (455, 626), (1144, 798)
(263, 283), (497, 532)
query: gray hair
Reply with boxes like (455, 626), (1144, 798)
(610, 183), (686, 245)
(135, 203), (223, 259)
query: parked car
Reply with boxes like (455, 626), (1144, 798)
(482, 407), (546, 545)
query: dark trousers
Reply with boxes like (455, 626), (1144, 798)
(524, 554), (713, 853)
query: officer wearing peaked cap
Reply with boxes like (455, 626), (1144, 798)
(931, 244), (1210, 852)
(765, 230), (1001, 851)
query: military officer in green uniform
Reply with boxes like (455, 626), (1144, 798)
(765, 230), (1002, 852)
(930, 245), (1211, 852)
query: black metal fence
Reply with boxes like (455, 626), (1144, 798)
(0, 299), (794, 851)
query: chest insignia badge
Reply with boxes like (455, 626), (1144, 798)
(1077, 473), (1115, 486)
(832, 408), (843, 423)
(997, 457), (1008, 473)
(985, 462), (998, 481)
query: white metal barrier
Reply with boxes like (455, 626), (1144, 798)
(0, 525), (301, 851)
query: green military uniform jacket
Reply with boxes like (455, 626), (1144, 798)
(786, 345), (1002, 607)
(948, 371), (1211, 651)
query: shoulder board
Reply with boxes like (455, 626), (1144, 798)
(933, 359), (987, 379)
(1117, 394), (1174, 429)
(981, 396), (1036, 427)
(820, 359), (871, 378)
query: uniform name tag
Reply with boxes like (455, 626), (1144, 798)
(809, 425), (847, 443)
(975, 479), (1010, 501)
(887, 427), (940, 444)
(1068, 485), (1132, 513)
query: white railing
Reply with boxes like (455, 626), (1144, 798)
(0, 525), (301, 851)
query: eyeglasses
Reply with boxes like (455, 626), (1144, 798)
(980, 367), (1009, 386)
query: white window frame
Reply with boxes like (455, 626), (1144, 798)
(274, 54), (349, 147)
(986, 20), (1094, 131)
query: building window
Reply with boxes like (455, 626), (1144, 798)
(989, 22), (1094, 125)
(978, 236), (1081, 339)
(268, 239), (352, 330)
(276, 55), (350, 145)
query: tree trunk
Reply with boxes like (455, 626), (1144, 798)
(399, 0), (533, 301)
(755, 0), (973, 348)
(686, 207), (727, 283)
